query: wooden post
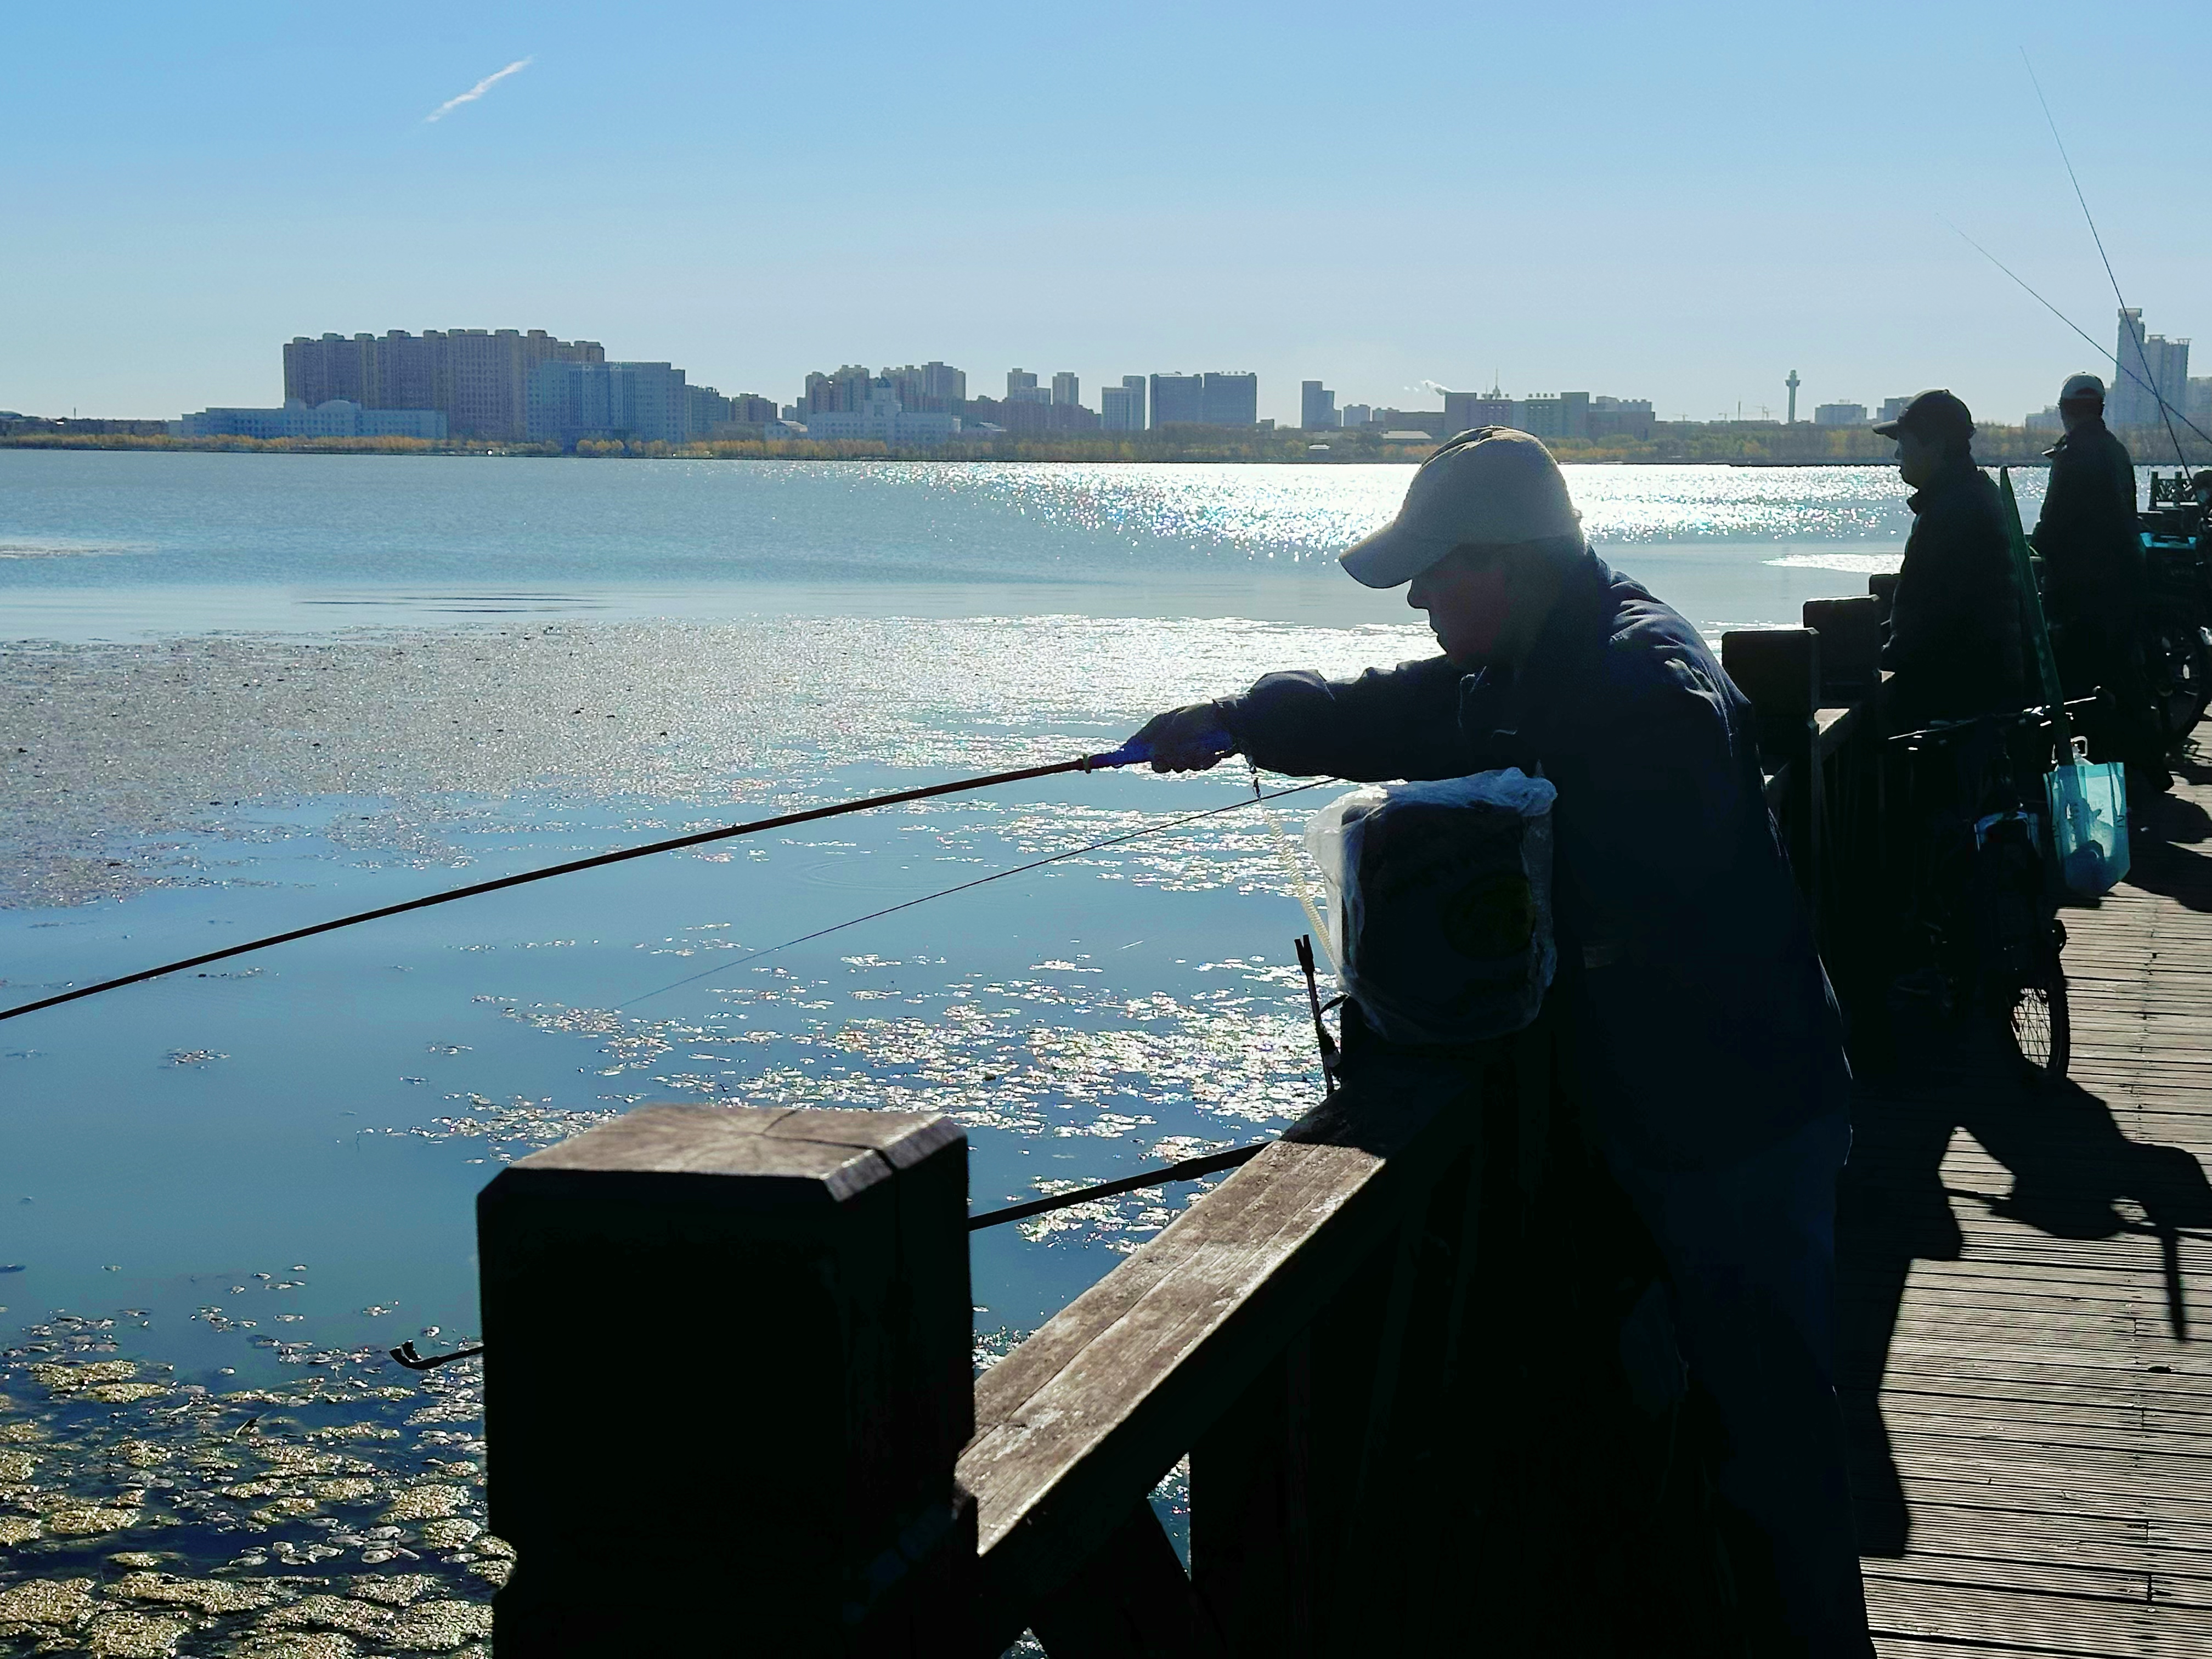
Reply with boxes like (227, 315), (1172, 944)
(1723, 627), (1822, 887)
(1802, 595), (1883, 708)
(478, 1104), (974, 1657)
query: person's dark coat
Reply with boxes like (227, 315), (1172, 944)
(1218, 549), (1850, 1173)
(1881, 459), (2028, 729)
(2033, 417), (2141, 628)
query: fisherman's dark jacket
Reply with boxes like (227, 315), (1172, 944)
(1218, 550), (1850, 1173)
(2033, 417), (2142, 624)
(1880, 459), (2028, 730)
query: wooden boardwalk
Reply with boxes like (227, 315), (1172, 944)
(1841, 736), (2212, 1657)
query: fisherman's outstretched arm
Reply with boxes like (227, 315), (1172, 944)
(1129, 656), (1466, 780)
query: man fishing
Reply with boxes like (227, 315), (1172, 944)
(1871, 390), (2027, 732)
(2031, 371), (2170, 793)
(1128, 427), (1872, 1656)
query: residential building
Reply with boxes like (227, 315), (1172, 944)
(997, 399), (1101, 435)
(881, 362), (967, 413)
(1877, 396), (1914, 425)
(803, 365), (874, 416)
(1340, 403), (1373, 428)
(686, 385), (733, 432)
(283, 328), (602, 442)
(527, 360), (690, 446)
(1442, 388), (1515, 430)
(802, 387), (962, 445)
(1051, 372), (1080, 407)
(1005, 369), (1044, 402)
(1300, 381), (1339, 430)
(2188, 377), (2212, 427)
(727, 393), (778, 425)
(1814, 402), (1868, 427)
(1514, 392), (1591, 441)
(2026, 406), (2065, 435)
(1150, 374), (1205, 426)
(1101, 376), (1146, 431)
(1200, 372), (1259, 427)
(171, 398), (448, 441)
(2112, 309), (2190, 428)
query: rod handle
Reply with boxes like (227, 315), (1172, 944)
(1084, 730), (1235, 770)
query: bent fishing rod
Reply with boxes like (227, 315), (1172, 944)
(0, 730), (1232, 1025)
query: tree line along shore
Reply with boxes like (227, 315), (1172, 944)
(3, 422), (2205, 467)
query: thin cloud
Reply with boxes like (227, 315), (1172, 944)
(425, 58), (533, 123)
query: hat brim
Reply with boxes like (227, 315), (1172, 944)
(1339, 521), (1459, 589)
(1871, 420), (1903, 439)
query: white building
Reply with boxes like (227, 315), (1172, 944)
(1051, 372), (1080, 407)
(1814, 403), (1868, 427)
(1340, 403), (1373, 428)
(170, 398), (447, 439)
(802, 388), (962, 445)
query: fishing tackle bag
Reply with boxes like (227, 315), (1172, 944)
(1304, 769), (1558, 1045)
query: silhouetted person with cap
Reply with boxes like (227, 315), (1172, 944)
(1872, 390), (2027, 732)
(2032, 373), (2169, 792)
(1130, 428), (1873, 1656)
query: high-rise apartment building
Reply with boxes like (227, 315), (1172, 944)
(1101, 376), (1147, 431)
(1150, 374), (1204, 427)
(1200, 373), (1259, 427)
(881, 363), (968, 413)
(1301, 381), (1339, 430)
(804, 365), (874, 416)
(1051, 372), (1080, 407)
(2112, 309), (2191, 428)
(527, 361), (690, 446)
(283, 329), (603, 442)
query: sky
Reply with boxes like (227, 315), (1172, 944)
(3, 1), (2208, 428)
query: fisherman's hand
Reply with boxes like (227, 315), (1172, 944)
(1131, 703), (1238, 773)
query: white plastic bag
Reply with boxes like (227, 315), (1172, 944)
(1302, 769), (1558, 1045)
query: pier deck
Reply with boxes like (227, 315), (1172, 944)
(1843, 741), (2212, 1657)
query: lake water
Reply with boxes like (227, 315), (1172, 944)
(0, 450), (2022, 1644)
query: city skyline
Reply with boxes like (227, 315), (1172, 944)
(2, 3), (2207, 429)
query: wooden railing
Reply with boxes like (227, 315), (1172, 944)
(475, 575), (1902, 1656)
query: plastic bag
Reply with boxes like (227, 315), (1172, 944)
(2046, 758), (2129, 898)
(1302, 769), (1558, 1045)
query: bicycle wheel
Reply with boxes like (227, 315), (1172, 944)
(2146, 610), (2212, 743)
(2001, 935), (2070, 1082)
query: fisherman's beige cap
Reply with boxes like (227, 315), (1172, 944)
(1340, 427), (1583, 589)
(2059, 372), (2106, 403)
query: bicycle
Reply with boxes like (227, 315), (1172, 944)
(1888, 706), (2072, 1082)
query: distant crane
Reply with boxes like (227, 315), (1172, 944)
(1786, 370), (1801, 425)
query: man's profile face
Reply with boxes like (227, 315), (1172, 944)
(1407, 546), (1513, 664)
(1895, 428), (1946, 490)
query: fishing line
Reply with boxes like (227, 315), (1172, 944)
(616, 777), (1334, 1010)
(2021, 49), (2191, 469)
(1939, 217), (2212, 450)
(0, 743), (1173, 1025)
(1246, 761), (1339, 971)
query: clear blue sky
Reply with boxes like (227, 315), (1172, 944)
(3, 1), (2205, 428)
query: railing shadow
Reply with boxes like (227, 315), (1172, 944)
(1835, 1041), (2212, 1559)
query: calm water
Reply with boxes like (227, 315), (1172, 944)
(0, 450), (2022, 1640)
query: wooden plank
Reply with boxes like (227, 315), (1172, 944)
(961, 1049), (1496, 1646)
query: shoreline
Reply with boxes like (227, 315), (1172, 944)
(0, 432), (2118, 467)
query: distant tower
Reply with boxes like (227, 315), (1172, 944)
(1786, 370), (1802, 425)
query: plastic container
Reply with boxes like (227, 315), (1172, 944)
(1303, 769), (1558, 1045)
(2045, 756), (2129, 898)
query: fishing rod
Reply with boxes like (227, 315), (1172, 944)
(1942, 217), (2212, 452)
(0, 731), (1232, 1025)
(2021, 49), (2192, 471)
(618, 774), (1331, 1010)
